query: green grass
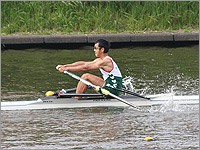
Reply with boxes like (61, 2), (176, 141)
(1, 1), (199, 35)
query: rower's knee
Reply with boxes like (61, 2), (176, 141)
(81, 73), (91, 80)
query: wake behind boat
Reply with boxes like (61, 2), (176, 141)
(1, 90), (199, 111)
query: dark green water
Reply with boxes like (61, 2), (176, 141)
(1, 45), (199, 101)
(1, 45), (199, 149)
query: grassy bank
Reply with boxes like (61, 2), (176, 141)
(1, 1), (199, 35)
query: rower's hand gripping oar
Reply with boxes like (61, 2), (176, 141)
(61, 70), (138, 109)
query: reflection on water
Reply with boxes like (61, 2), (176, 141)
(1, 45), (199, 101)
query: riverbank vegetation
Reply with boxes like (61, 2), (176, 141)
(1, 1), (199, 35)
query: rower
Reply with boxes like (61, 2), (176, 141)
(56, 39), (122, 99)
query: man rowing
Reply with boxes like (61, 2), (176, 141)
(56, 39), (122, 99)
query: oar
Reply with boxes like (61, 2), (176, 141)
(63, 70), (138, 109)
(105, 86), (150, 100)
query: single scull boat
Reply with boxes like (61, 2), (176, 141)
(2, 71), (199, 110)
(1, 92), (199, 110)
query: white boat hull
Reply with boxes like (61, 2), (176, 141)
(1, 94), (199, 111)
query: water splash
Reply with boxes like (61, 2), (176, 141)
(148, 102), (197, 113)
(122, 77), (198, 113)
(148, 86), (196, 113)
(122, 76), (135, 94)
(122, 74), (199, 96)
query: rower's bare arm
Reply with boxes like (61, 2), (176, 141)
(56, 60), (95, 71)
(64, 61), (90, 67)
(61, 59), (102, 72)
(99, 59), (113, 72)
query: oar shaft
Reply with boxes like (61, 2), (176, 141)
(64, 71), (94, 87)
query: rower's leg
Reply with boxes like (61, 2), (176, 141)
(76, 73), (105, 100)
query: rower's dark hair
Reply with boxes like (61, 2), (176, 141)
(95, 39), (110, 53)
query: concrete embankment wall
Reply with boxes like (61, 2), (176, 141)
(1, 33), (199, 50)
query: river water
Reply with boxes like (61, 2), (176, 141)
(1, 45), (199, 149)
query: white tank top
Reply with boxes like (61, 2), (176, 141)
(99, 56), (122, 80)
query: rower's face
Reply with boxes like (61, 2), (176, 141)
(94, 43), (101, 57)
